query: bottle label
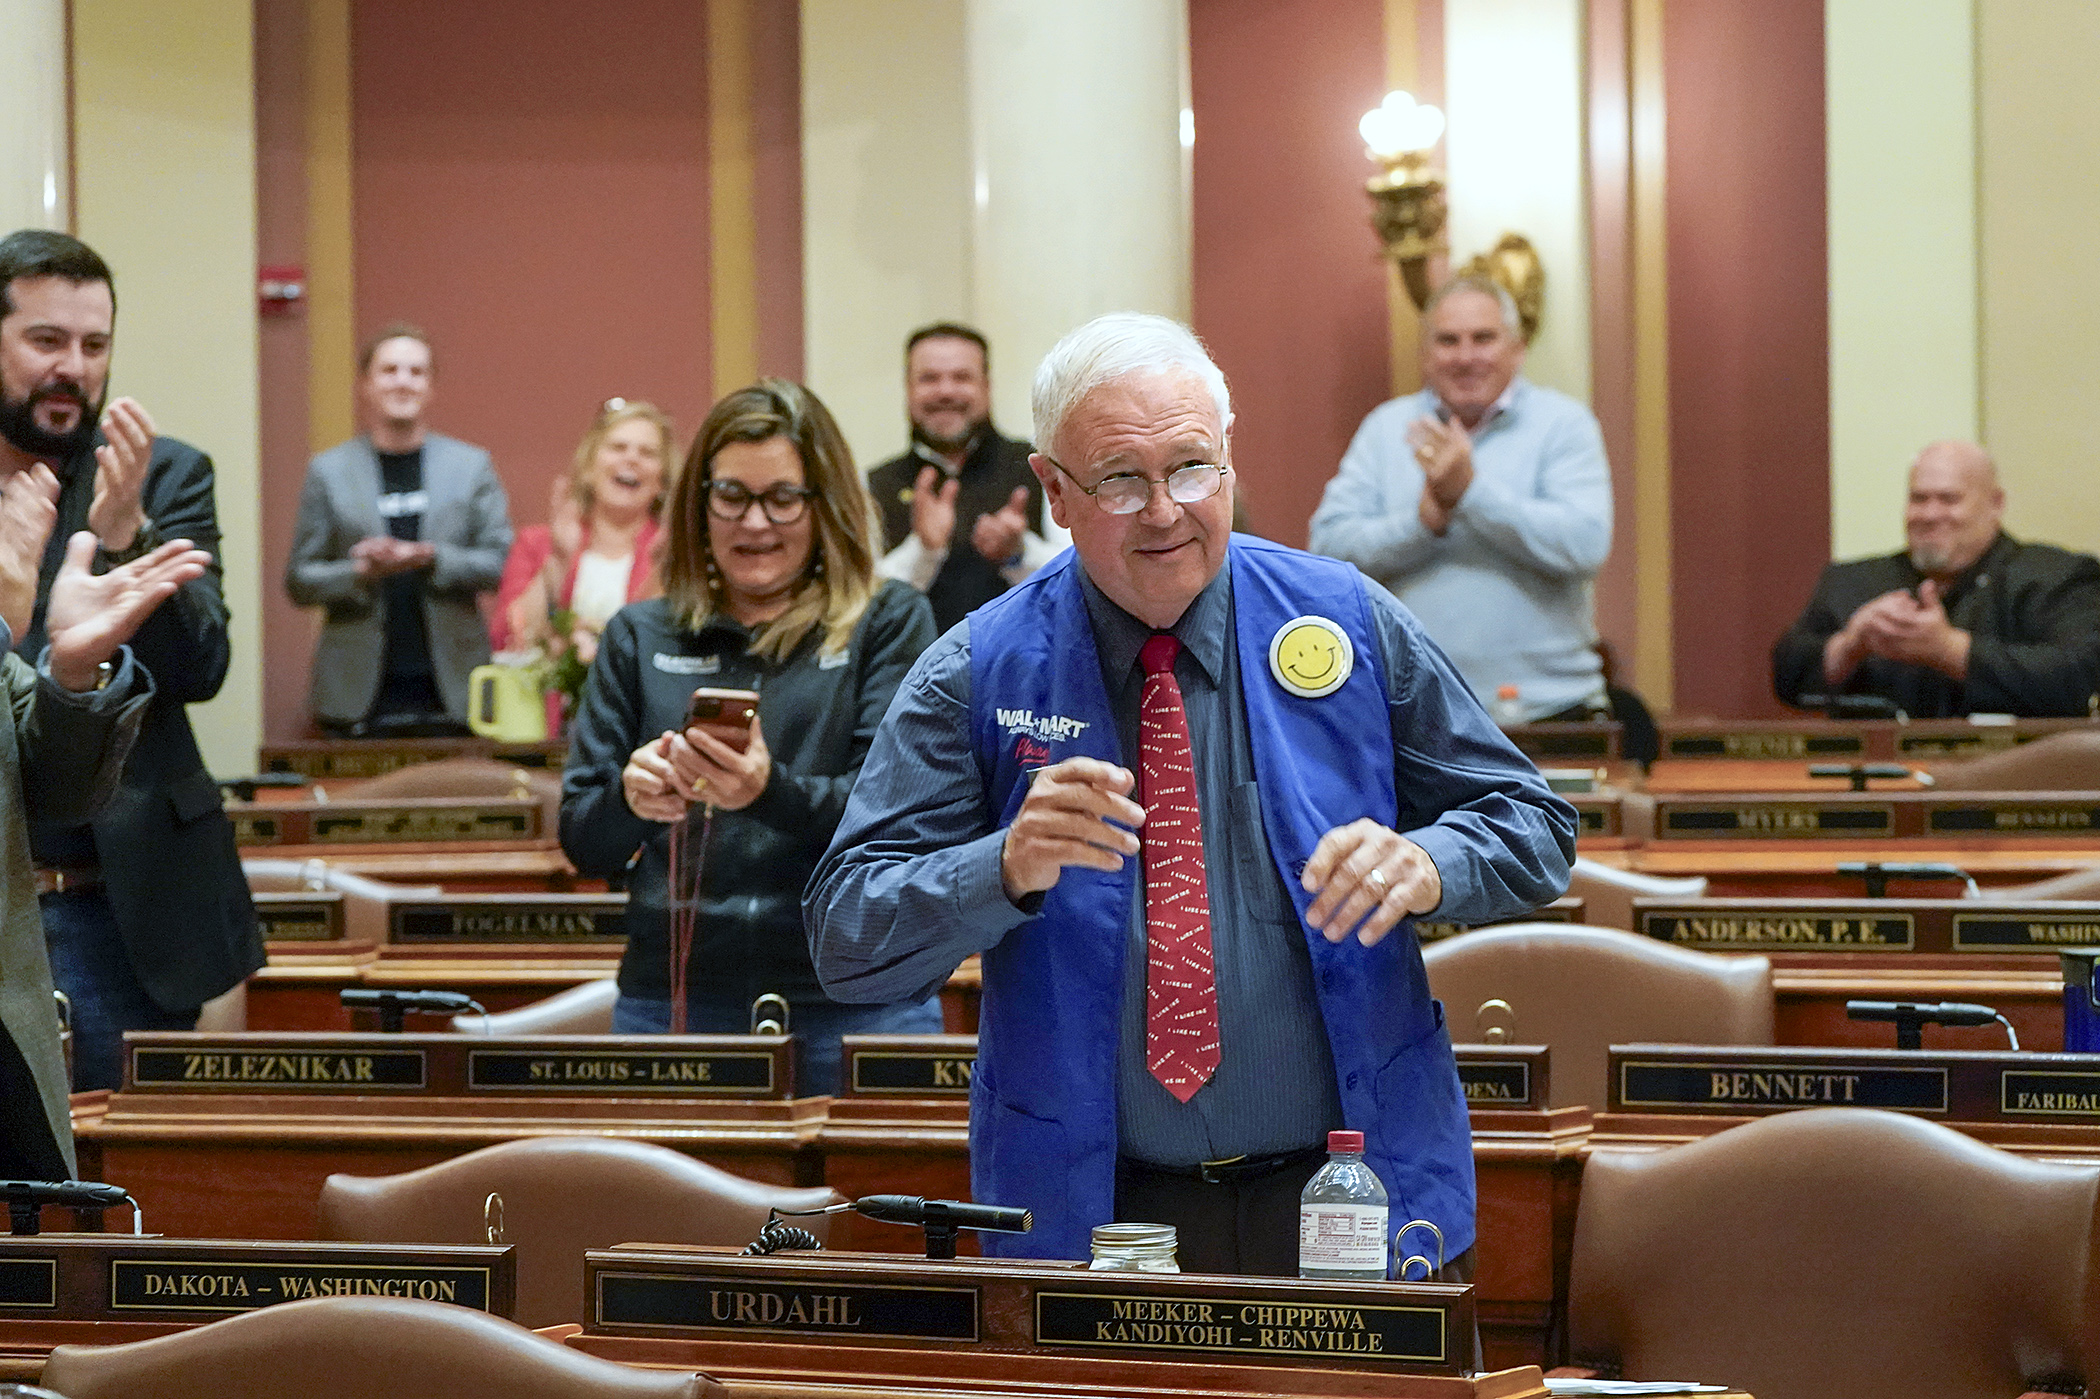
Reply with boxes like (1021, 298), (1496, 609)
(1298, 1204), (1389, 1272)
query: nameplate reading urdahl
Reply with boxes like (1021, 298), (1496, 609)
(1034, 1292), (1447, 1365)
(468, 1049), (774, 1094)
(0, 1259), (55, 1309)
(2003, 1071), (2100, 1117)
(849, 1051), (975, 1095)
(109, 1261), (491, 1313)
(596, 1273), (978, 1341)
(1666, 732), (1865, 760)
(1661, 804), (1893, 839)
(1456, 1061), (1531, 1106)
(1928, 804), (2100, 835)
(391, 904), (625, 944)
(1617, 1059), (1946, 1113)
(1641, 911), (1914, 951)
(131, 1048), (427, 1091)
(310, 807), (534, 844)
(1954, 915), (2100, 950)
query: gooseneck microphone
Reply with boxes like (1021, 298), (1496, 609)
(3, 1179), (141, 1236)
(340, 988), (486, 1033)
(854, 1195), (1032, 1235)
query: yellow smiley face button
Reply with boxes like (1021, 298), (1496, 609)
(1268, 616), (1353, 699)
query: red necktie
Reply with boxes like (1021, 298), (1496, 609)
(1138, 633), (1220, 1102)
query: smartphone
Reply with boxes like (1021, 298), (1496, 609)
(685, 687), (760, 752)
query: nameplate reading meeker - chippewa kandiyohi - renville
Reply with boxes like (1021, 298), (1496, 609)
(0, 1238), (513, 1321)
(586, 1249), (1471, 1372)
(1653, 792), (2100, 840)
(120, 1033), (792, 1098)
(1635, 898), (2100, 953)
(1607, 1045), (2100, 1124)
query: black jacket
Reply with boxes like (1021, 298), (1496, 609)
(19, 433), (262, 1012)
(867, 429), (1043, 632)
(1772, 533), (2100, 718)
(560, 584), (935, 1002)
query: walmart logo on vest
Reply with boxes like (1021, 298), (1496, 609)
(996, 709), (1091, 745)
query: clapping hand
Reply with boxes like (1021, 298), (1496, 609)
(971, 486), (1031, 564)
(44, 531), (210, 691)
(88, 398), (155, 553)
(350, 535), (436, 580)
(1407, 416), (1475, 534)
(0, 465), (60, 639)
(910, 466), (960, 553)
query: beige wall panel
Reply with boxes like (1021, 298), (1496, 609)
(73, 0), (260, 778)
(0, 0), (68, 232)
(1443, 0), (1592, 403)
(801, 0), (972, 473)
(1980, 1), (2100, 557)
(1827, 0), (1977, 560)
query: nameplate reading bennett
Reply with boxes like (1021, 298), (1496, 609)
(1034, 1291), (1447, 1366)
(110, 1261), (492, 1313)
(1642, 910), (1914, 951)
(1616, 1057), (1947, 1114)
(130, 1047), (426, 1091)
(468, 1049), (773, 1094)
(596, 1272), (978, 1342)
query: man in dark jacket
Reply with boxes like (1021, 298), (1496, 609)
(866, 323), (1052, 632)
(0, 228), (261, 1091)
(1773, 440), (2100, 717)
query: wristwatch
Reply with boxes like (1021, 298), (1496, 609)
(95, 516), (160, 569)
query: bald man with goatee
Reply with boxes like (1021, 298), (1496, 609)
(1773, 441), (2100, 717)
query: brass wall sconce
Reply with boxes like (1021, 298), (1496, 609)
(1361, 91), (1545, 345)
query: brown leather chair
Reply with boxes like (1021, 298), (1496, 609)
(1566, 1108), (2100, 1399)
(1422, 924), (1772, 1109)
(320, 1137), (842, 1328)
(1928, 729), (2100, 791)
(452, 977), (617, 1035)
(1566, 855), (1706, 932)
(244, 857), (445, 949)
(39, 1294), (719, 1398)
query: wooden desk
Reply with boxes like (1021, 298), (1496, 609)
(259, 737), (566, 779)
(74, 1033), (822, 1240)
(244, 958), (618, 1032)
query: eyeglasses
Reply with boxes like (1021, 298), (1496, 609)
(707, 479), (816, 526)
(1043, 456), (1230, 515)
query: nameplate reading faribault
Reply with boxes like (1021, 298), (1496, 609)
(467, 1049), (773, 1094)
(595, 1272), (978, 1341)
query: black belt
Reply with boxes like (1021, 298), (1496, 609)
(1119, 1143), (1327, 1187)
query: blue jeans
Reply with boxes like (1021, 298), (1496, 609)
(612, 992), (943, 1098)
(41, 889), (195, 1092)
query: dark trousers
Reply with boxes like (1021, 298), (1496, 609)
(1113, 1155), (1477, 1282)
(41, 888), (195, 1092)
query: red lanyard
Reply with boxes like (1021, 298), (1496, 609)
(665, 801), (714, 1034)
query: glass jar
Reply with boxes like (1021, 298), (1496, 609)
(1089, 1222), (1180, 1272)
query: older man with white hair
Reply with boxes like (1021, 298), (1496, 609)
(1773, 440), (2100, 717)
(807, 312), (1573, 1278)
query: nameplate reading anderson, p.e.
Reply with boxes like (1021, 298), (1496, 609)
(1034, 1292), (1447, 1366)
(1616, 1058), (1947, 1113)
(596, 1273), (978, 1341)
(109, 1261), (492, 1313)
(130, 1047), (427, 1091)
(391, 900), (626, 945)
(1642, 910), (1915, 951)
(468, 1049), (773, 1094)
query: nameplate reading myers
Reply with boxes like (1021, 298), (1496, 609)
(389, 894), (626, 945)
(1634, 899), (2100, 954)
(596, 1272), (978, 1341)
(1657, 801), (1893, 839)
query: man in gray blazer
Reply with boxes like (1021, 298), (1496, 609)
(287, 325), (512, 733)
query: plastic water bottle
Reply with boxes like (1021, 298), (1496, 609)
(1491, 684), (1525, 726)
(1298, 1130), (1388, 1281)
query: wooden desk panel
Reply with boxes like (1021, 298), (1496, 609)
(240, 845), (586, 893)
(244, 961), (615, 1032)
(1646, 759), (1932, 793)
(259, 737), (566, 779)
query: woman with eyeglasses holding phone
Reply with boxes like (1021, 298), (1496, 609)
(559, 380), (940, 1094)
(493, 398), (674, 665)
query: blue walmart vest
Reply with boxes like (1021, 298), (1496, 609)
(965, 537), (1475, 1262)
